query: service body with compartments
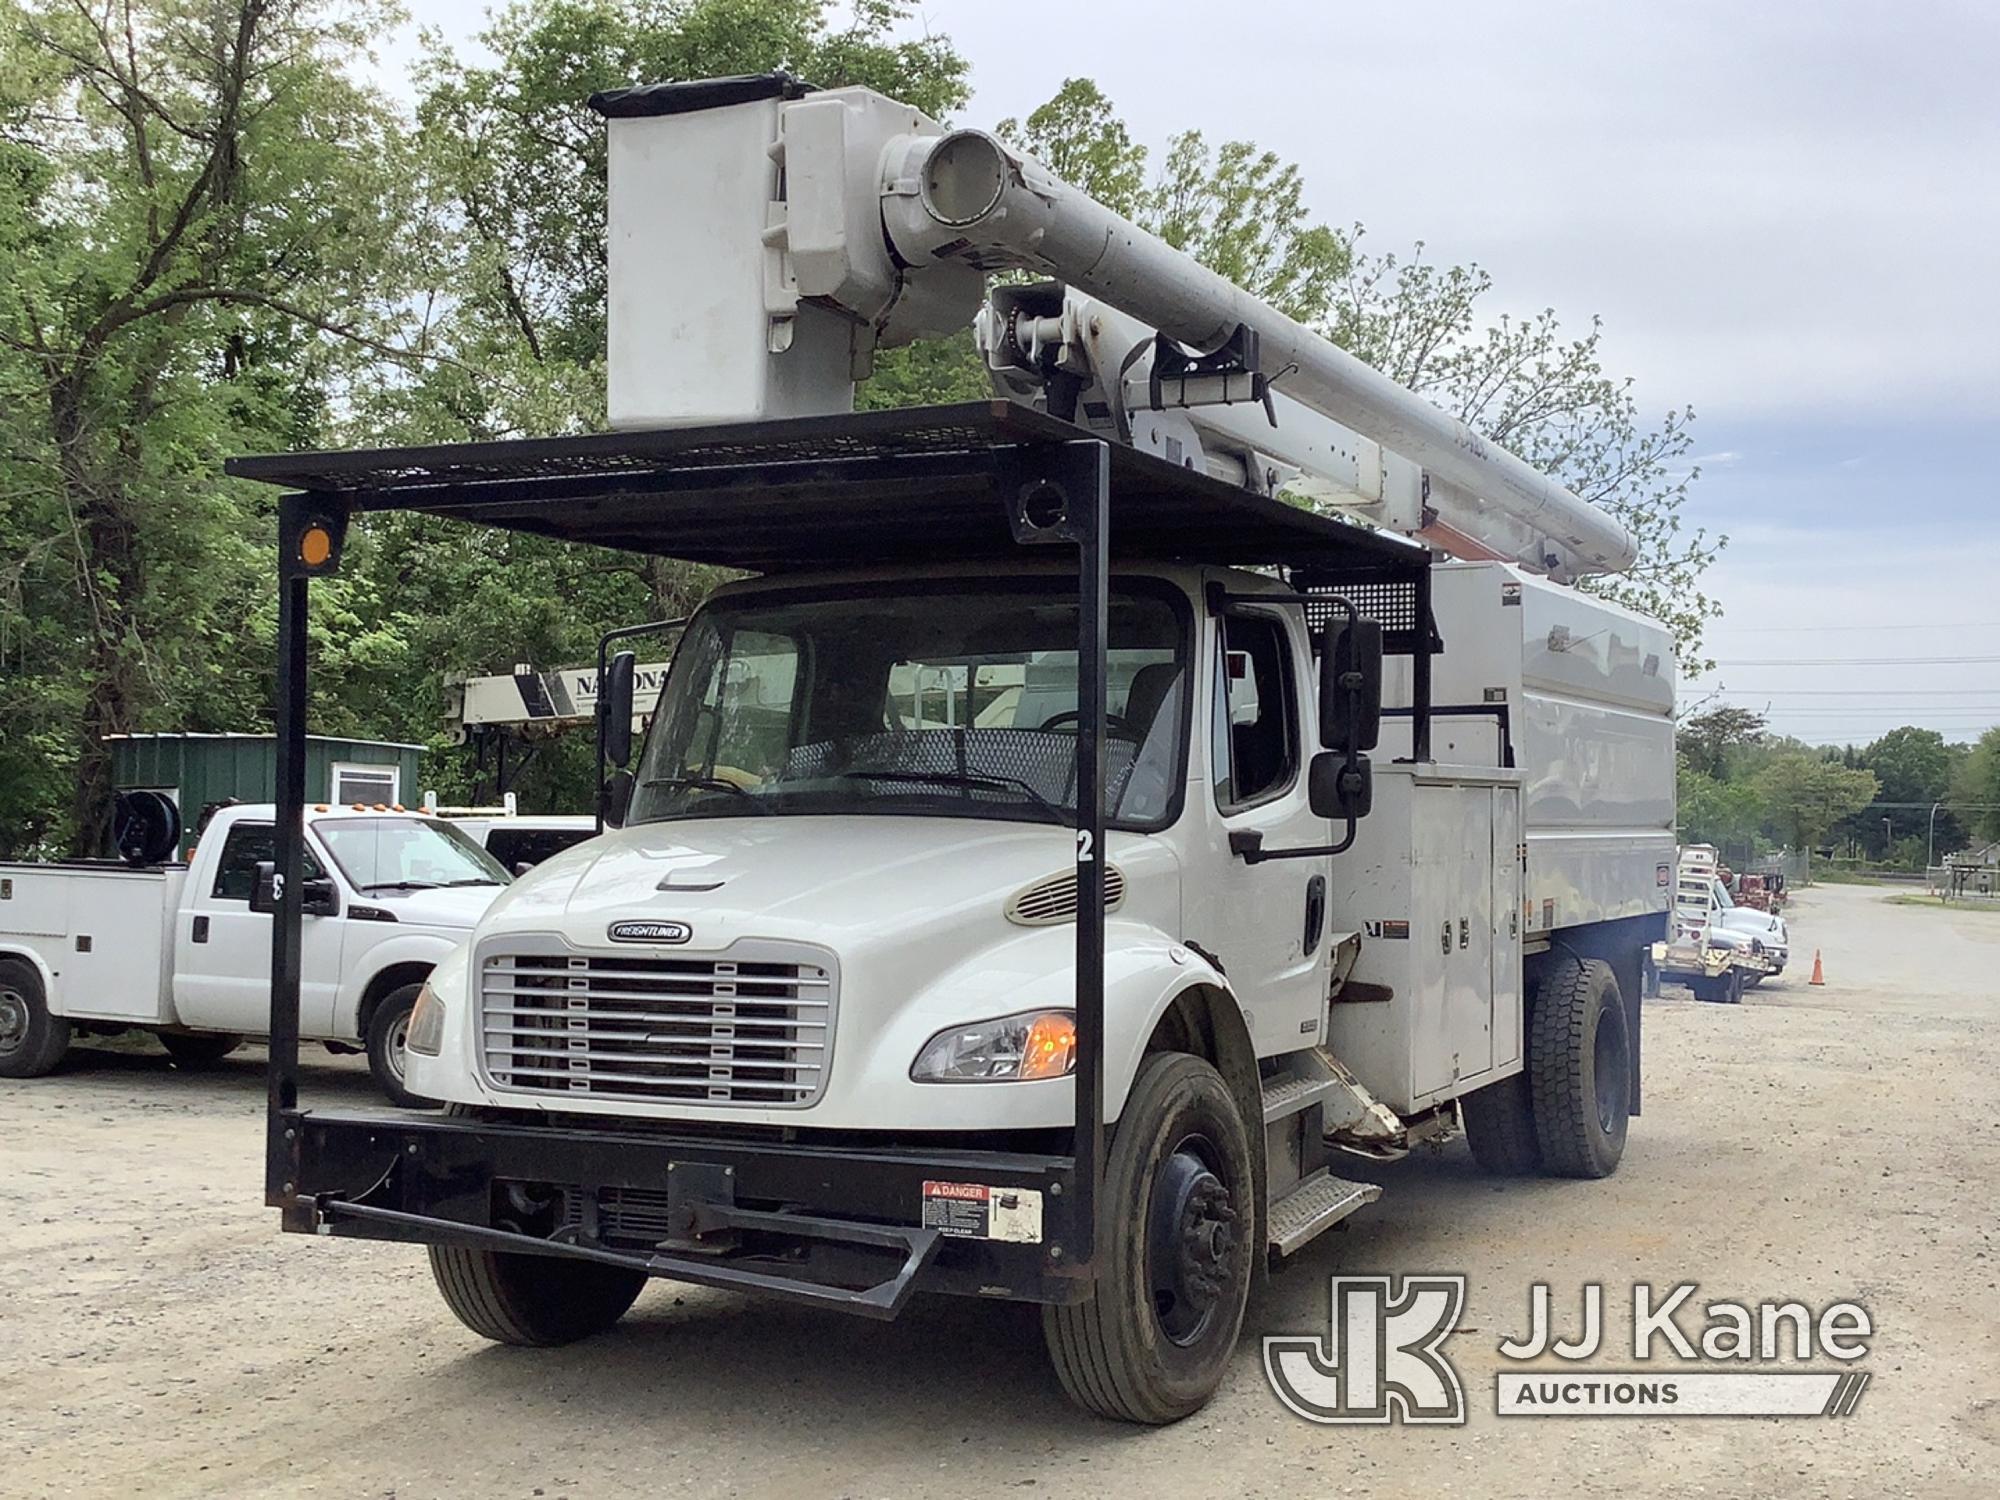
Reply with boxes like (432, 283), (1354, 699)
(234, 72), (1676, 1425)
(0, 803), (509, 1101)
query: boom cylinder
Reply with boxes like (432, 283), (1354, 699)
(885, 130), (1639, 578)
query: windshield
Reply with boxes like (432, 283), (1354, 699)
(317, 817), (512, 891)
(1711, 879), (1735, 910)
(628, 583), (1190, 829)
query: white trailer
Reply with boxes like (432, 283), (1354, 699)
(0, 804), (510, 1100)
(230, 72), (1675, 1425)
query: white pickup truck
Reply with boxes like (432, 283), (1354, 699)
(0, 803), (509, 1100)
(1653, 845), (1790, 1003)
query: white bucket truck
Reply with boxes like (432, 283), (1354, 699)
(231, 73), (1674, 1423)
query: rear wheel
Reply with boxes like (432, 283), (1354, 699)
(365, 983), (427, 1107)
(1042, 1052), (1255, 1424)
(429, 1242), (647, 1346)
(1462, 1071), (1541, 1175)
(160, 1031), (243, 1068)
(1528, 955), (1630, 1179)
(0, 960), (69, 1079)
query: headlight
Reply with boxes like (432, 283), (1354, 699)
(911, 1009), (1076, 1083)
(406, 981), (447, 1057)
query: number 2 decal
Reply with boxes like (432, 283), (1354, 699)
(1076, 829), (1095, 862)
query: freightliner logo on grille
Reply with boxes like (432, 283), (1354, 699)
(607, 919), (692, 944)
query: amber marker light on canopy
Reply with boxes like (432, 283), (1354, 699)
(298, 522), (334, 567)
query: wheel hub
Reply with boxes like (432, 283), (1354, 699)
(1147, 1139), (1238, 1346)
(1593, 1011), (1629, 1133)
(0, 989), (27, 1055)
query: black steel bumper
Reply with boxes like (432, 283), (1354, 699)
(276, 1108), (1086, 1319)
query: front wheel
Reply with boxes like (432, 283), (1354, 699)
(365, 983), (429, 1107)
(0, 960), (69, 1079)
(1042, 1052), (1255, 1424)
(429, 1243), (647, 1346)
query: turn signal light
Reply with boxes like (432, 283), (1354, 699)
(1020, 1013), (1078, 1080)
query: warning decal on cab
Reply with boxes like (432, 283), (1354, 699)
(921, 1181), (1044, 1243)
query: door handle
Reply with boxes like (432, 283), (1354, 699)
(1303, 875), (1327, 955)
(191, 915), (210, 944)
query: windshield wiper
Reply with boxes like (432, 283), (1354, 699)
(638, 775), (774, 813)
(835, 769), (1066, 825)
(441, 878), (501, 887)
(360, 880), (439, 891)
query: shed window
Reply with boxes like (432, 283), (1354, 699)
(331, 762), (400, 806)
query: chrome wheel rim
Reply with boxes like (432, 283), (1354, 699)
(0, 989), (27, 1055)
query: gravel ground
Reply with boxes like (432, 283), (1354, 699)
(4, 882), (1996, 1499)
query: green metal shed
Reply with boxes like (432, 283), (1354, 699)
(108, 734), (423, 822)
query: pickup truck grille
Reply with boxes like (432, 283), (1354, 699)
(478, 943), (835, 1108)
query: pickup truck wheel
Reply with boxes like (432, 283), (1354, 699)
(1042, 1051), (1254, 1424)
(1528, 955), (1630, 1180)
(1461, 1072), (1541, 1175)
(1722, 966), (1745, 1005)
(0, 961), (69, 1079)
(160, 1032), (242, 1068)
(365, 984), (428, 1108)
(429, 1243), (647, 1347)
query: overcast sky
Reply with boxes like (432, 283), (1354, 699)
(388, 1), (2000, 745)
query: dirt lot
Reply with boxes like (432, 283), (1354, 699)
(4, 882), (1997, 1499)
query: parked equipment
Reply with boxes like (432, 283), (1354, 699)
(228, 73), (1676, 1424)
(0, 804), (510, 1101)
(1652, 845), (1788, 1003)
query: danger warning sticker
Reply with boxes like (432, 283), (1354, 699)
(921, 1181), (1044, 1243)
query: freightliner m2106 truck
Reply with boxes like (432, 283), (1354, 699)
(231, 74), (1675, 1423)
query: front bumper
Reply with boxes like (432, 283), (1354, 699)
(274, 1107), (1087, 1316)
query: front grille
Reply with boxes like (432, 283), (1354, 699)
(479, 942), (835, 1107)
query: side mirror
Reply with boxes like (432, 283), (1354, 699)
(600, 650), (637, 768)
(301, 876), (340, 918)
(1308, 752), (1373, 820)
(1320, 618), (1383, 753)
(250, 860), (279, 914)
(600, 768), (635, 829)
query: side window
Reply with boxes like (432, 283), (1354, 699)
(209, 824), (324, 901)
(1212, 614), (1298, 811)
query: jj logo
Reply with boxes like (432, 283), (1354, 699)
(1264, 1275), (1467, 1424)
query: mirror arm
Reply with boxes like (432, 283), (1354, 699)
(1231, 813), (1360, 865)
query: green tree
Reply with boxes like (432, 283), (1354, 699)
(1678, 705), (1768, 781)
(1756, 753), (1879, 852)
(1843, 725), (1963, 859)
(1953, 727), (2000, 845)
(0, 0), (407, 854)
(1676, 754), (1765, 850)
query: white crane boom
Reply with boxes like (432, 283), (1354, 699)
(594, 78), (1637, 582)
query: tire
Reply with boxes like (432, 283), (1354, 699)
(160, 1031), (243, 1068)
(0, 960), (70, 1079)
(1527, 955), (1631, 1180)
(429, 1242), (647, 1347)
(1461, 1071), (1541, 1175)
(365, 983), (427, 1108)
(1042, 1052), (1255, 1424)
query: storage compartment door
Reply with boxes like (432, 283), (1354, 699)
(1411, 785), (1496, 1098)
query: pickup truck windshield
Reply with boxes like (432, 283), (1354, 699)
(629, 584), (1189, 829)
(316, 818), (511, 891)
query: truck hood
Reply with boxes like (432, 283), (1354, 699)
(481, 815), (1102, 949)
(356, 882), (506, 931)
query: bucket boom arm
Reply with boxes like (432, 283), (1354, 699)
(591, 76), (1637, 583)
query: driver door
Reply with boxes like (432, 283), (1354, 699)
(174, 821), (345, 1038)
(1188, 606), (1332, 1055)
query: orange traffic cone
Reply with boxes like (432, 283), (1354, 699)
(1808, 950), (1825, 986)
